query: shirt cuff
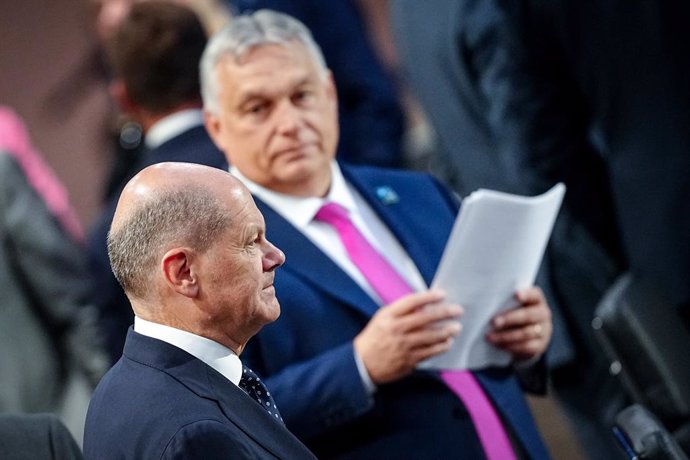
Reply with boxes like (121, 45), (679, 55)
(354, 347), (377, 395)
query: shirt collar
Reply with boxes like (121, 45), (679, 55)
(230, 161), (358, 229)
(145, 109), (204, 149)
(133, 316), (242, 385)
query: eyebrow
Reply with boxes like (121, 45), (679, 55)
(240, 222), (262, 242)
(237, 75), (315, 106)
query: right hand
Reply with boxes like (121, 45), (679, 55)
(354, 290), (463, 385)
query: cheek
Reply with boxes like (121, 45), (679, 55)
(224, 129), (265, 168)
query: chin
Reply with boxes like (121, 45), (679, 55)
(278, 162), (315, 183)
(260, 299), (281, 324)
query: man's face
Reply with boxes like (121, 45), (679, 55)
(200, 187), (285, 342)
(205, 43), (339, 197)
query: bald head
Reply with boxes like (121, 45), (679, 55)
(108, 162), (247, 301)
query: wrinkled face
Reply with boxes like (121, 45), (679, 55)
(205, 43), (339, 197)
(199, 187), (285, 342)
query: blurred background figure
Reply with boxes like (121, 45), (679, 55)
(228, 0), (406, 168)
(392, 0), (690, 458)
(87, 1), (227, 364)
(88, 0), (233, 202)
(390, 2), (628, 458)
(0, 106), (84, 242)
(0, 107), (108, 444)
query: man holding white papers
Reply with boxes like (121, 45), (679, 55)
(201, 10), (553, 459)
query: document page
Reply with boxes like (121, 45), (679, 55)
(419, 183), (565, 370)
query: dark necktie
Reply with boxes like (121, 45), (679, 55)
(239, 365), (283, 423)
(314, 202), (516, 460)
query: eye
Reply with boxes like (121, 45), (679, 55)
(247, 102), (268, 115)
(293, 90), (312, 105)
(247, 233), (262, 248)
(242, 99), (271, 119)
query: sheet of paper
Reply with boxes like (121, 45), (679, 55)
(418, 183), (565, 370)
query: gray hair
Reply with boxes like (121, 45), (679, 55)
(107, 186), (230, 300)
(200, 9), (327, 115)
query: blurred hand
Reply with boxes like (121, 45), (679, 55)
(486, 286), (552, 361)
(354, 290), (463, 384)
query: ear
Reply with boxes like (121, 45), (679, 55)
(324, 70), (339, 111)
(161, 248), (199, 298)
(204, 110), (225, 149)
(109, 79), (137, 114)
(325, 70), (337, 95)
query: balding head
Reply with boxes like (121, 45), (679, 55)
(108, 162), (285, 351)
(108, 162), (242, 301)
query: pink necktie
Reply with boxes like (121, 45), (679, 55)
(315, 202), (516, 460)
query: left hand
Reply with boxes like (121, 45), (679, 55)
(485, 286), (552, 361)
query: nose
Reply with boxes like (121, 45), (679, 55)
(274, 100), (301, 136)
(262, 239), (286, 272)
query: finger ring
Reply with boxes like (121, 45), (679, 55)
(532, 324), (542, 337)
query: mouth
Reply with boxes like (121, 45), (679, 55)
(273, 143), (313, 159)
(263, 275), (275, 291)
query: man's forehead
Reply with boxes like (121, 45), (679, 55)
(219, 44), (316, 84)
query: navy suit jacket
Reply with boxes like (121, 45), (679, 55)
(242, 164), (550, 459)
(88, 125), (227, 362)
(84, 329), (316, 460)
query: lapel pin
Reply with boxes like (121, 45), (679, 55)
(375, 186), (399, 205)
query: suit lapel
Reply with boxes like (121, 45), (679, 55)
(124, 331), (311, 458)
(204, 368), (312, 459)
(341, 165), (444, 285)
(256, 197), (380, 318)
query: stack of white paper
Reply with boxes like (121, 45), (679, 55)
(419, 183), (566, 370)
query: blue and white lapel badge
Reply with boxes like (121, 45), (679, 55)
(375, 185), (400, 205)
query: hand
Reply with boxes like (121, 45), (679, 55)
(486, 286), (552, 361)
(354, 290), (463, 385)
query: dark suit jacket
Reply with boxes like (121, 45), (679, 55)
(84, 329), (316, 460)
(241, 164), (550, 459)
(513, 1), (690, 313)
(88, 125), (227, 362)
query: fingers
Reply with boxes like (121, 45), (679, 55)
(409, 335), (457, 363)
(385, 290), (448, 317)
(501, 338), (547, 358)
(491, 289), (550, 331)
(355, 290), (464, 384)
(487, 286), (552, 359)
(382, 290), (463, 333)
(397, 303), (464, 332)
(487, 320), (546, 345)
(487, 321), (551, 360)
(514, 286), (545, 306)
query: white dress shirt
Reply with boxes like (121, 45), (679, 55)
(144, 109), (205, 150)
(134, 316), (243, 387)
